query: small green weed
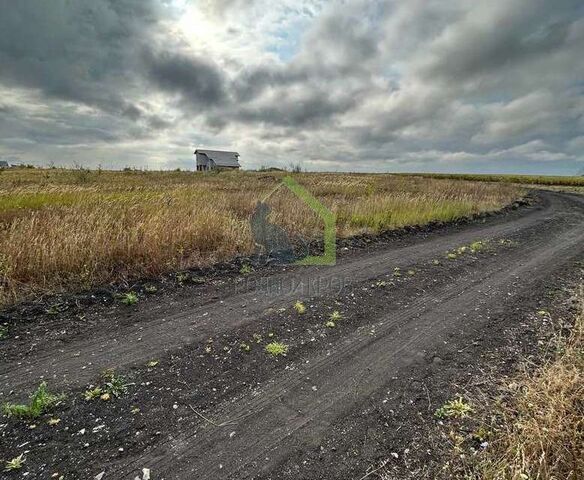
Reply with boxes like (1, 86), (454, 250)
(240, 342), (251, 352)
(435, 397), (473, 419)
(265, 342), (289, 357)
(2, 382), (65, 419)
(4, 454), (25, 472)
(101, 369), (129, 398)
(144, 284), (158, 293)
(469, 240), (486, 252)
(84, 387), (103, 401)
(447, 253), (457, 260)
(329, 310), (342, 321)
(294, 301), (306, 314)
(0, 325), (7, 340)
(45, 304), (61, 315)
(325, 321), (336, 328)
(120, 292), (138, 305)
(240, 264), (253, 274)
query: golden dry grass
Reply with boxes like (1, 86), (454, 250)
(402, 172), (584, 187)
(0, 168), (522, 304)
(472, 292), (584, 480)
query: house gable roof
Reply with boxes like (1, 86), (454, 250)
(195, 149), (240, 167)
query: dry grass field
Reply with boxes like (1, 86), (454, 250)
(403, 172), (584, 187)
(0, 168), (522, 304)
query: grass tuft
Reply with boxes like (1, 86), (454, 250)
(4, 454), (25, 472)
(435, 397), (473, 419)
(2, 382), (65, 419)
(265, 342), (289, 357)
(120, 292), (138, 305)
(240, 264), (253, 274)
(294, 301), (306, 314)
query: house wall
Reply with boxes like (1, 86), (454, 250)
(196, 153), (210, 171)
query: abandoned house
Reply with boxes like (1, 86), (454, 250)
(194, 149), (240, 171)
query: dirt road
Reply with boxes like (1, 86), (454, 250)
(1, 191), (583, 479)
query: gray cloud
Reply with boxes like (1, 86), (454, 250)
(145, 51), (228, 109)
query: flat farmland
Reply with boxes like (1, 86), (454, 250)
(0, 169), (521, 304)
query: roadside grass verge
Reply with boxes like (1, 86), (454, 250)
(400, 172), (584, 187)
(436, 288), (584, 480)
(0, 169), (522, 305)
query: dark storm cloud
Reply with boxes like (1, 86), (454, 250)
(0, 0), (163, 113)
(233, 90), (356, 127)
(145, 51), (228, 108)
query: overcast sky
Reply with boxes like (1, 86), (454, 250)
(0, 0), (583, 174)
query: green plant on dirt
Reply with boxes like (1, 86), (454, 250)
(176, 272), (189, 284)
(294, 301), (306, 314)
(374, 280), (389, 287)
(329, 310), (342, 321)
(4, 454), (25, 472)
(498, 238), (516, 246)
(447, 252), (458, 260)
(2, 382), (65, 419)
(265, 342), (289, 357)
(325, 321), (336, 328)
(144, 284), (157, 294)
(0, 325), (7, 340)
(240, 342), (251, 352)
(240, 264), (253, 274)
(407, 269), (416, 276)
(432, 259), (441, 265)
(101, 369), (129, 398)
(84, 387), (103, 401)
(252, 333), (262, 343)
(147, 360), (159, 368)
(120, 292), (138, 305)
(435, 397), (473, 419)
(469, 240), (486, 252)
(45, 304), (61, 315)
(393, 267), (401, 277)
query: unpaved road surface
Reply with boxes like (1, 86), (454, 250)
(1, 191), (583, 479)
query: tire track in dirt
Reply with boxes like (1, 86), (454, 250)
(0, 192), (578, 397)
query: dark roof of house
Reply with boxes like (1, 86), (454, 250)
(194, 149), (240, 167)
(0, 160), (9, 167)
